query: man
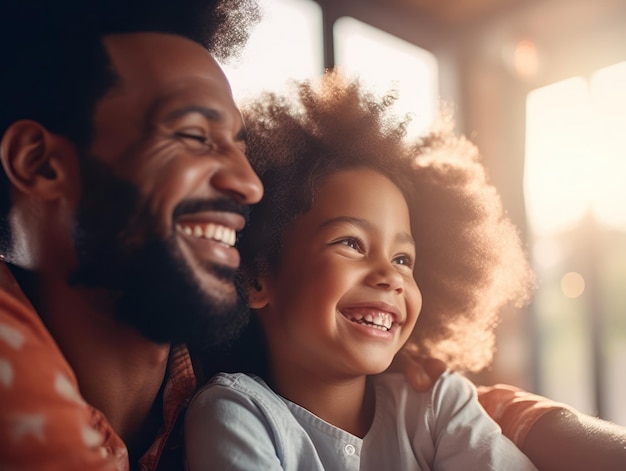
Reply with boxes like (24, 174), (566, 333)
(2, 1), (625, 470)
(0, 1), (262, 469)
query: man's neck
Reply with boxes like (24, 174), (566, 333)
(10, 263), (171, 446)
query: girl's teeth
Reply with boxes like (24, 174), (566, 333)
(347, 312), (393, 331)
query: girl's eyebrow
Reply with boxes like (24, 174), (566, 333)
(318, 216), (415, 246)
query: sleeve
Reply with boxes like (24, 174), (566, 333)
(428, 372), (537, 471)
(0, 291), (125, 471)
(477, 383), (570, 448)
(184, 376), (284, 471)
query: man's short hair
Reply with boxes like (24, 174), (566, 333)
(0, 0), (261, 253)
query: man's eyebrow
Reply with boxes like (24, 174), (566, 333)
(162, 105), (221, 123)
(319, 216), (415, 246)
(159, 104), (247, 143)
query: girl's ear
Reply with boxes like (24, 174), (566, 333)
(248, 276), (271, 310)
(0, 120), (77, 201)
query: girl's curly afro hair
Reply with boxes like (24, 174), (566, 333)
(239, 70), (534, 373)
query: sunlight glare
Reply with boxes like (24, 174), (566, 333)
(220, 0), (323, 103)
(525, 78), (592, 236)
(525, 61), (626, 236)
(333, 17), (439, 139)
(589, 61), (626, 230)
(561, 272), (586, 299)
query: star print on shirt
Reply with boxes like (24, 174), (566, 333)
(9, 413), (46, 443)
(0, 322), (25, 349)
(0, 357), (13, 387)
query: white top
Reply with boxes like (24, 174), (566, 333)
(185, 371), (537, 470)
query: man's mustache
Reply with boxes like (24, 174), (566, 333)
(172, 198), (250, 223)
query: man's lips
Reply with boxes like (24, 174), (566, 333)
(177, 222), (237, 246)
(175, 212), (246, 269)
(175, 211), (245, 247)
(339, 303), (401, 332)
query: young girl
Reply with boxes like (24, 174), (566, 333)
(184, 71), (537, 469)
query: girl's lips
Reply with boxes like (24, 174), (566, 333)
(339, 304), (401, 332)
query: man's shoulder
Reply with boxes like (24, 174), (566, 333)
(0, 287), (50, 349)
(0, 271), (127, 469)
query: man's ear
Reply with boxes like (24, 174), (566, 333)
(248, 276), (272, 310)
(0, 120), (77, 200)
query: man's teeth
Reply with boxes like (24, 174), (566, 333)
(180, 223), (236, 246)
(344, 312), (393, 331)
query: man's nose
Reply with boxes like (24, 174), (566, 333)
(210, 149), (264, 205)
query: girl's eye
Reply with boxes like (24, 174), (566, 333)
(393, 254), (415, 269)
(336, 237), (363, 251)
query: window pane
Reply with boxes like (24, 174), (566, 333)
(589, 61), (626, 230)
(525, 77), (595, 415)
(525, 78), (590, 237)
(334, 17), (439, 138)
(220, 0), (323, 102)
(525, 64), (626, 424)
(589, 61), (626, 426)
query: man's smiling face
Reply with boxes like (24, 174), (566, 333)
(69, 32), (263, 348)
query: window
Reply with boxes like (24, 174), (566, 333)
(334, 17), (439, 138)
(219, 0), (323, 103)
(525, 61), (626, 425)
(221, 4), (439, 141)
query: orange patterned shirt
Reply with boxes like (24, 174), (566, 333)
(0, 261), (196, 470)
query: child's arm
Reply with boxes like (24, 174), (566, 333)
(478, 384), (626, 471)
(184, 374), (284, 470)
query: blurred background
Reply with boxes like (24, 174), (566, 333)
(220, 0), (626, 426)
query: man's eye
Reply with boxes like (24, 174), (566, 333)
(174, 132), (214, 151)
(177, 132), (205, 142)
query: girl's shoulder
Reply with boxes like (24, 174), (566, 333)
(372, 371), (478, 412)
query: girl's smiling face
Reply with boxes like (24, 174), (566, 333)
(255, 167), (422, 381)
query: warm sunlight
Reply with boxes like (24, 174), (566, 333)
(589, 61), (626, 230)
(220, 2), (439, 140)
(525, 77), (591, 237)
(220, 0), (323, 102)
(525, 61), (626, 237)
(334, 17), (439, 139)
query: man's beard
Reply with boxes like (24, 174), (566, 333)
(68, 156), (250, 351)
